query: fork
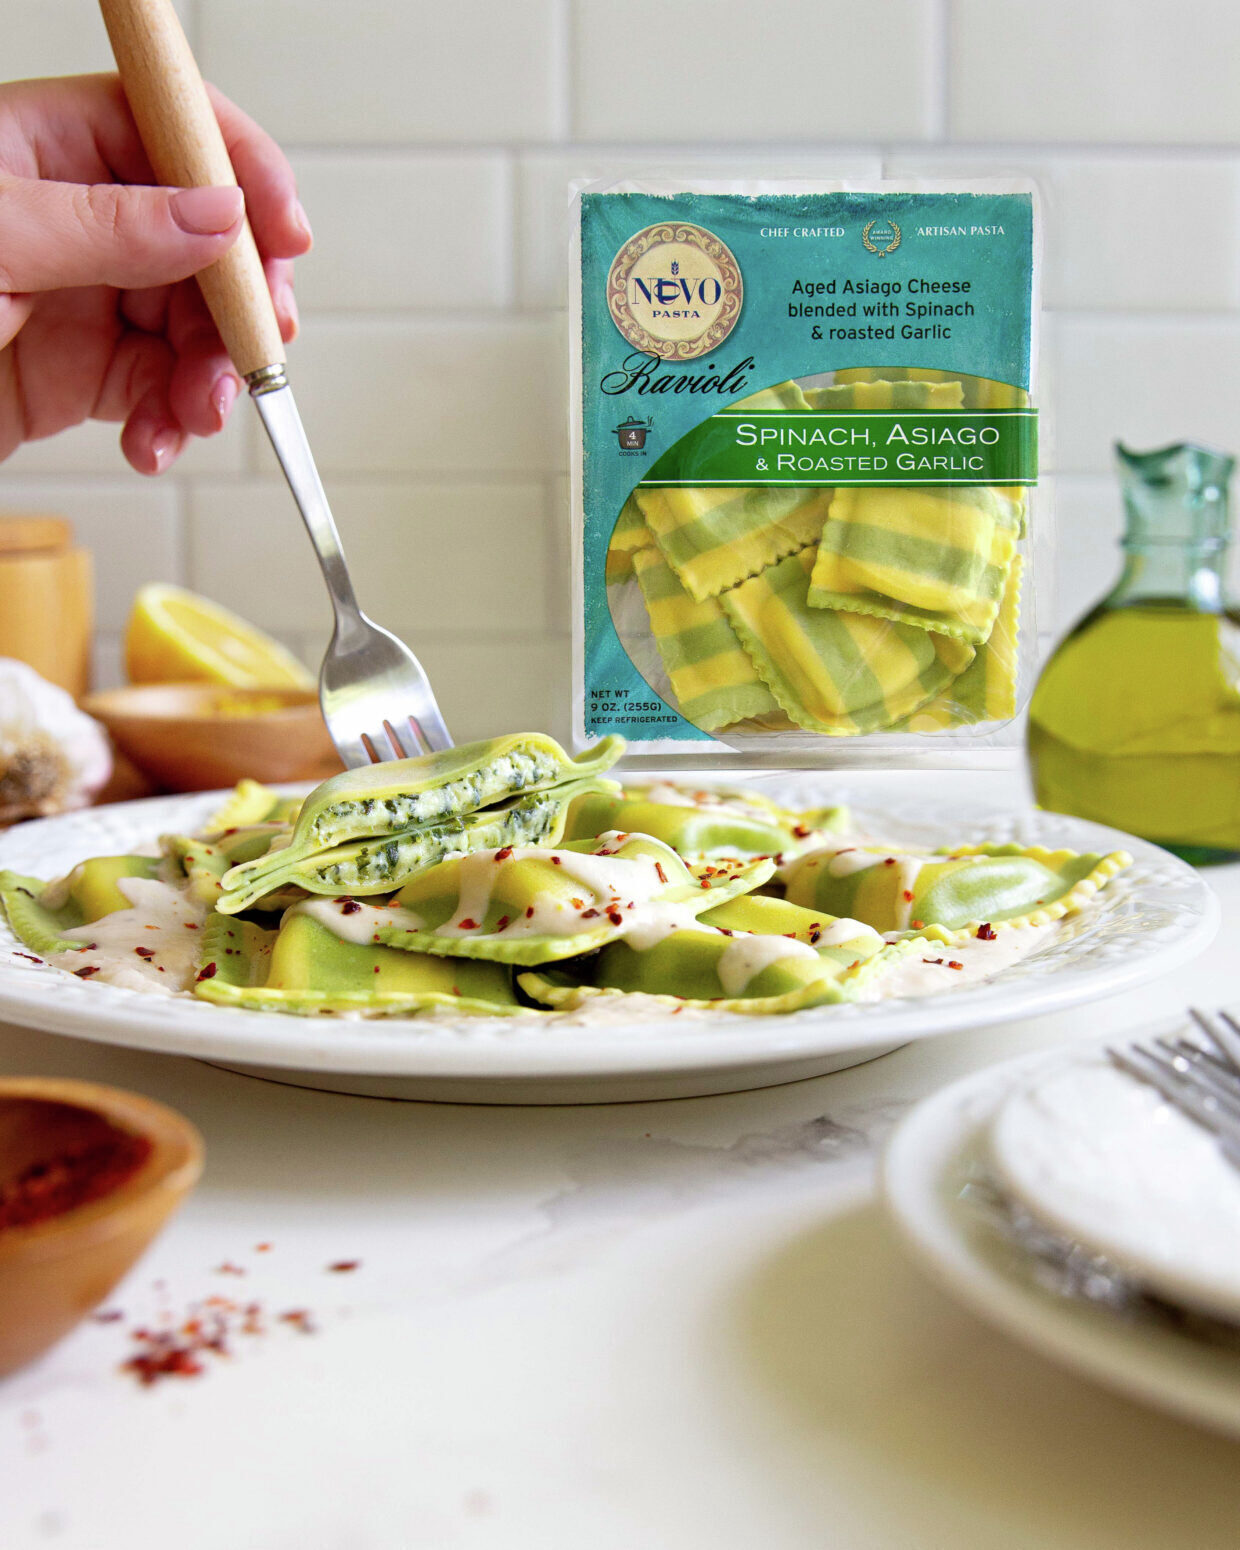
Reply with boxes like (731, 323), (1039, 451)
(1108, 1008), (1240, 1172)
(100, 0), (453, 770)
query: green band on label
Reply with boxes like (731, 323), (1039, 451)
(641, 409), (1038, 489)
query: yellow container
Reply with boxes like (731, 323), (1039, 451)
(0, 516), (93, 697)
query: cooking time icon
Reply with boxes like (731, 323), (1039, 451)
(615, 416), (653, 451)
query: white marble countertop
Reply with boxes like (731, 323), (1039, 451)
(2, 768), (1239, 1550)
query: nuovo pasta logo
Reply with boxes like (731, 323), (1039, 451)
(607, 222), (743, 360)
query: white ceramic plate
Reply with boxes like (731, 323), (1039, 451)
(0, 782), (1218, 1103)
(883, 1042), (1240, 1438)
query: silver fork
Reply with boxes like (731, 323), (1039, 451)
(1108, 1008), (1240, 1172)
(100, 0), (452, 770)
(254, 385), (453, 768)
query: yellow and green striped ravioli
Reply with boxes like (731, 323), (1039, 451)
(633, 546), (780, 731)
(634, 484), (831, 603)
(605, 494), (654, 583)
(897, 554), (1023, 729)
(807, 484), (1021, 643)
(720, 546), (974, 735)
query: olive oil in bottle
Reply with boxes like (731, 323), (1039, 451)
(1028, 442), (1240, 864)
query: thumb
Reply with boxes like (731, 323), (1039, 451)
(0, 179), (243, 293)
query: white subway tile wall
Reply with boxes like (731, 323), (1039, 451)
(4, 2), (1238, 740)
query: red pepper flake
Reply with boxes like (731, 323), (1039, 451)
(976, 922), (997, 940)
(719, 928), (735, 937)
(184, 922), (200, 930)
(808, 927), (822, 944)
(215, 1261), (246, 1276)
(255, 1243), (272, 1252)
(457, 918), (479, 931)
(581, 908), (600, 919)
(884, 857), (897, 867)
(922, 957), (945, 966)
(134, 946), (156, 960)
(0, 1112), (152, 1232)
(494, 846), (514, 862)
(494, 915), (511, 932)
(328, 1259), (360, 1273)
(910, 918), (925, 929)
(373, 965), (381, 973)
(340, 900), (362, 916)
(947, 960), (964, 971)
(195, 963), (218, 983)
(524, 906), (534, 918)
(279, 1309), (316, 1334)
(901, 890), (914, 903)
(569, 898), (585, 909)
(73, 965), (100, 979)
(848, 958), (861, 970)
(654, 862), (668, 884)
(550, 856), (562, 866)
(792, 824), (811, 838)
(699, 879), (710, 890)
(13, 951), (42, 964)
(606, 908), (624, 927)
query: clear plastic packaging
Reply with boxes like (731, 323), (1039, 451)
(570, 178), (1042, 768)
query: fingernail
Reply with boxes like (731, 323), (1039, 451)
(152, 428), (180, 471)
(294, 200), (314, 246)
(211, 373), (240, 429)
(278, 283), (299, 336)
(170, 186), (244, 235)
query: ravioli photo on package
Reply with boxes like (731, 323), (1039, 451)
(571, 181), (1040, 758)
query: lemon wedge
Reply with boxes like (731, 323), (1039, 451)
(125, 584), (314, 689)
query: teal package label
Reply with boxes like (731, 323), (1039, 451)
(577, 186), (1038, 745)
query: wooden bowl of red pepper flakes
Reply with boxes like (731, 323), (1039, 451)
(0, 1078), (203, 1376)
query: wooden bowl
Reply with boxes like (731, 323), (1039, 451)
(82, 684), (343, 793)
(0, 1078), (203, 1376)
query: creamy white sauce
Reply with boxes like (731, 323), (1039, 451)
(889, 856), (927, 930)
(825, 847), (885, 880)
(853, 921), (1052, 1002)
(638, 782), (778, 827)
(49, 877), (210, 994)
(716, 933), (819, 997)
(814, 917), (883, 948)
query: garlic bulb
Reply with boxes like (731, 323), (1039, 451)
(0, 659), (111, 822)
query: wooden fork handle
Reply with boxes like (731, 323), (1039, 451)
(99, 0), (286, 380)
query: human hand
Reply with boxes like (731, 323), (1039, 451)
(0, 73), (311, 474)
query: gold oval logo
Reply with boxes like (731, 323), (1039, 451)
(606, 222), (742, 360)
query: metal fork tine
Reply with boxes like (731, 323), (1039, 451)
(360, 731), (383, 764)
(1168, 1039), (1240, 1102)
(1154, 1040), (1240, 1125)
(1190, 1007), (1240, 1074)
(1110, 1043), (1240, 1172)
(383, 720), (409, 760)
(411, 706), (453, 755)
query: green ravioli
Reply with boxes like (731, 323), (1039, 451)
(562, 783), (847, 860)
(192, 912), (527, 1017)
(218, 733), (625, 913)
(782, 841), (1132, 940)
(0, 856), (164, 956)
(298, 833), (774, 967)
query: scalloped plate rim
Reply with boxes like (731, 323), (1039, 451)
(0, 784), (1219, 1079)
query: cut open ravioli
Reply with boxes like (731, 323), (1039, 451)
(219, 733), (623, 914)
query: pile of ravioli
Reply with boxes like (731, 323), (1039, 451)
(609, 370), (1028, 736)
(0, 733), (1131, 1021)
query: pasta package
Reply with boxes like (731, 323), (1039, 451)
(571, 178), (1041, 764)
